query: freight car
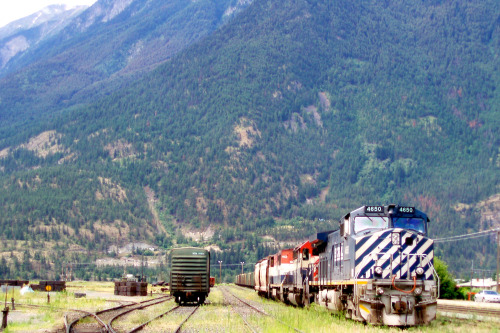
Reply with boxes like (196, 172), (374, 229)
(170, 247), (210, 305)
(237, 205), (438, 326)
(235, 272), (254, 288)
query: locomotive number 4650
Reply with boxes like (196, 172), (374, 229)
(365, 206), (383, 213)
(398, 207), (415, 214)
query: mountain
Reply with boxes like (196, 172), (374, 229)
(0, 5), (87, 72)
(0, 0), (498, 280)
(0, 0), (252, 144)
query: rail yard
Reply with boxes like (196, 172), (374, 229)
(0, 281), (498, 332)
(1, 206), (499, 331)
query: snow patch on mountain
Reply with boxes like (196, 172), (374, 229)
(0, 5), (87, 71)
(0, 36), (29, 67)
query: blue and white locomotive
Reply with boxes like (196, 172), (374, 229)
(238, 205), (438, 326)
(311, 205), (437, 326)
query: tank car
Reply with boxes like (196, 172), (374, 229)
(170, 247), (210, 305)
(254, 257), (270, 297)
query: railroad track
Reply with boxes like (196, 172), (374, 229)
(438, 303), (500, 318)
(67, 295), (171, 333)
(107, 295), (176, 333)
(171, 305), (200, 333)
(124, 305), (181, 332)
(220, 287), (259, 333)
(129, 304), (200, 333)
(221, 286), (305, 333)
(107, 300), (198, 333)
(15, 303), (118, 333)
(110, 300), (199, 333)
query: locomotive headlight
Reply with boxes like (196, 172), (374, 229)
(416, 267), (425, 276)
(374, 266), (383, 276)
(414, 287), (422, 296)
(376, 287), (385, 295)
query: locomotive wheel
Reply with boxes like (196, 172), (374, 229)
(302, 292), (310, 307)
(302, 283), (310, 307)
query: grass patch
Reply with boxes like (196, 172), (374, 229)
(0, 281), (124, 332)
(227, 285), (499, 333)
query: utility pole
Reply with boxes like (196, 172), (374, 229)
(470, 260), (473, 291)
(141, 254), (144, 282)
(497, 231), (499, 293)
(240, 262), (245, 275)
(218, 261), (222, 284)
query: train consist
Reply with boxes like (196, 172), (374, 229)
(170, 247), (211, 305)
(236, 205), (438, 326)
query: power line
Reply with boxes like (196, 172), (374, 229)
(434, 227), (500, 243)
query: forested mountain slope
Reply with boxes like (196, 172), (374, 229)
(0, 0), (498, 277)
(0, 0), (252, 144)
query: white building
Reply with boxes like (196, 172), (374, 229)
(456, 278), (499, 291)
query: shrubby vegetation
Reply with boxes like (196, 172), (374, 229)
(434, 258), (465, 300)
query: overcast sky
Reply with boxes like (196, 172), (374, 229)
(0, 0), (97, 28)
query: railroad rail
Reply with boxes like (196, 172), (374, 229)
(65, 309), (108, 333)
(107, 296), (175, 333)
(172, 305), (200, 333)
(106, 297), (200, 333)
(221, 286), (305, 333)
(220, 287), (258, 333)
(126, 305), (181, 332)
(437, 303), (500, 319)
(67, 295), (171, 333)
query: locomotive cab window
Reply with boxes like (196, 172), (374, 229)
(354, 216), (388, 233)
(392, 217), (426, 234)
(302, 248), (309, 260)
(344, 217), (350, 235)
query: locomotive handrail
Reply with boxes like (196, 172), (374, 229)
(428, 261), (440, 299)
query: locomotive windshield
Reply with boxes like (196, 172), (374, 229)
(354, 216), (389, 233)
(392, 217), (426, 234)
